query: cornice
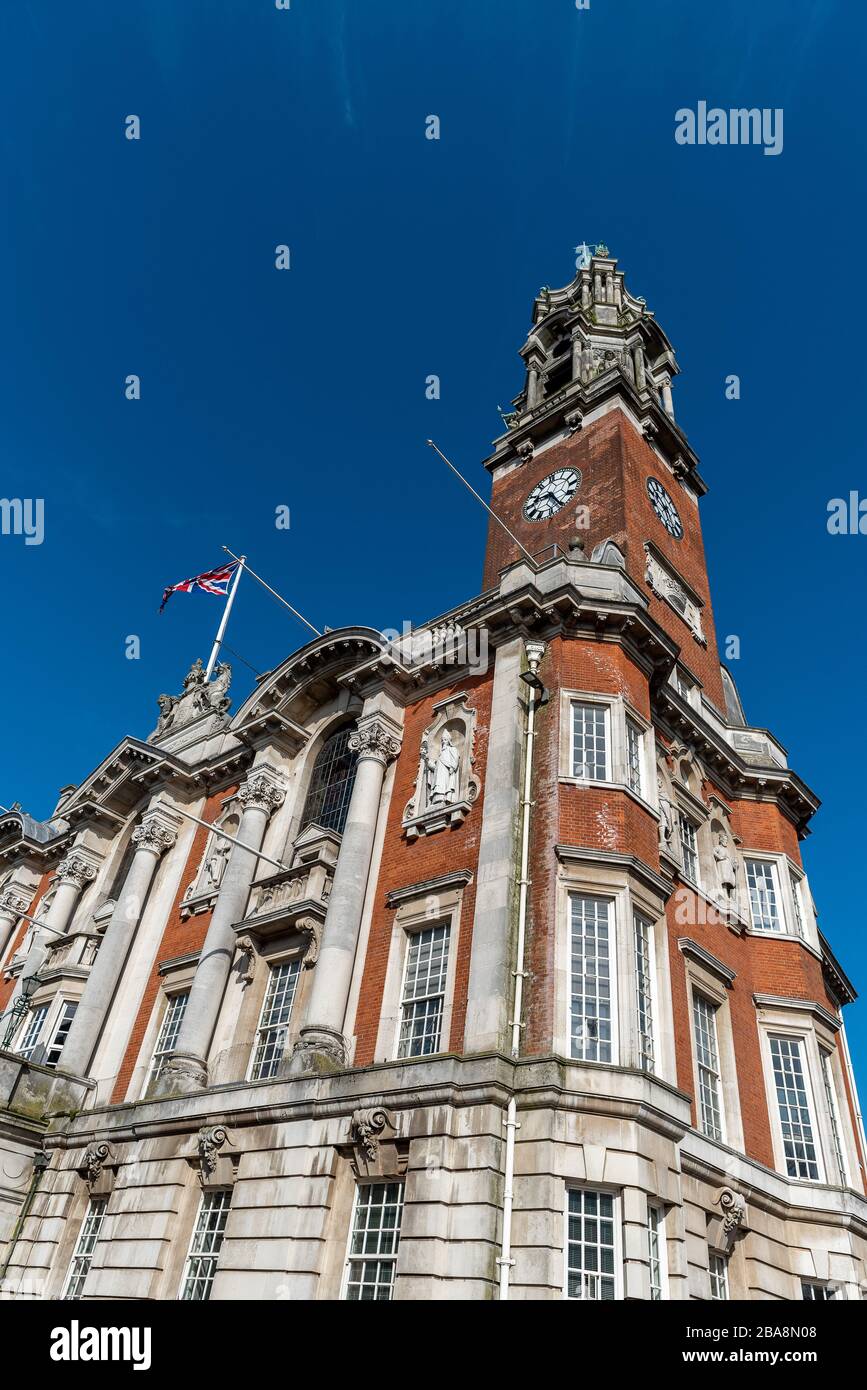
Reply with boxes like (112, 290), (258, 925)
(678, 938), (737, 987)
(753, 994), (841, 1033)
(556, 844), (672, 901)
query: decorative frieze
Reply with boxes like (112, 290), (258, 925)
(644, 544), (706, 644)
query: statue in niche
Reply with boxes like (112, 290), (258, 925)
(424, 730), (461, 807)
(403, 697), (481, 837)
(204, 836), (231, 890)
(657, 775), (676, 851)
(713, 832), (739, 899)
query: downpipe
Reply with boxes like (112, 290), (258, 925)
(498, 640), (546, 1301)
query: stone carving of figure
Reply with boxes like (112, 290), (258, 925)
(713, 832), (739, 898)
(204, 836), (231, 889)
(657, 776), (676, 851)
(425, 731), (461, 806)
(209, 662), (232, 715)
(154, 694), (178, 736)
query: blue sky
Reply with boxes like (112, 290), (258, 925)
(2, 1), (867, 1076)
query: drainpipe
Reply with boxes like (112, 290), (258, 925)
(0, 1148), (50, 1284)
(498, 639), (546, 1301)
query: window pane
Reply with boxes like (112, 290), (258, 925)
(180, 1190), (231, 1301)
(789, 873), (805, 939)
(344, 1183), (404, 1301)
(746, 859), (781, 932)
(45, 1001), (78, 1068)
(821, 1051), (847, 1185)
(148, 991), (189, 1088)
(679, 815), (699, 884)
(626, 720), (643, 796)
(802, 1281), (835, 1301)
(300, 727), (359, 835)
(692, 995), (723, 1140)
(633, 913), (654, 1073)
(770, 1036), (819, 1180)
(63, 1197), (108, 1299)
(18, 1003), (49, 1059)
(647, 1204), (664, 1300)
(709, 1251), (728, 1300)
(398, 924), (450, 1058)
(570, 896), (613, 1063)
(251, 961), (301, 1080)
(567, 1189), (618, 1300)
(572, 703), (608, 781)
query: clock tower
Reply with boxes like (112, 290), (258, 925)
(482, 246), (727, 712)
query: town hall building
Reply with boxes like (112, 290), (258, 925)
(1, 248), (865, 1301)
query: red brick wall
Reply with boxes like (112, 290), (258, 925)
(524, 637), (659, 1055)
(110, 787), (236, 1102)
(352, 672), (494, 1064)
(482, 410), (726, 710)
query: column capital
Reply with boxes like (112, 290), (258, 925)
(349, 715), (403, 767)
(54, 854), (98, 891)
(238, 766), (286, 817)
(132, 815), (177, 857)
(0, 887), (30, 918)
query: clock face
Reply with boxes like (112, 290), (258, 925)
(523, 467), (582, 521)
(646, 476), (683, 540)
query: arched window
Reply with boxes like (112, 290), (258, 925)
(300, 726), (358, 835)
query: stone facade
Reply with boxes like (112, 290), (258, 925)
(1, 250), (865, 1302)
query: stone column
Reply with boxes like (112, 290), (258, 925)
(661, 376), (674, 418)
(156, 765), (285, 1094)
(526, 365), (541, 409)
(0, 887), (30, 965)
(59, 807), (179, 1078)
(463, 638), (524, 1052)
(17, 853), (98, 993)
(293, 713), (402, 1073)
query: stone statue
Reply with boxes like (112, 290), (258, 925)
(425, 731), (460, 806)
(148, 658), (233, 743)
(204, 836), (231, 889)
(209, 662), (232, 714)
(713, 832), (739, 897)
(154, 694), (178, 736)
(657, 776), (676, 850)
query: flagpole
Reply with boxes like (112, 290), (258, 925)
(221, 547), (322, 637)
(205, 556), (245, 680)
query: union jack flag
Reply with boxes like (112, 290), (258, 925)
(159, 561), (238, 613)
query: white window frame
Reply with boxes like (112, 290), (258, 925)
(396, 921), (451, 1059)
(568, 893), (618, 1065)
(647, 1201), (668, 1300)
(16, 1001), (50, 1059)
(560, 691), (652, 806)
(820, 1047), (849, 1186)
(376, 884), (465, 1064)
(802, 1280), (836, 1300)
(570, 699), (611, 782)
(745, 856), (784, 934)
(146, 990), (189, 1091)
(248, 957), (302, 1081)
(179, 1188), (232, 1301)
(679, 813), (700, 887)
(692, 991), (725, 1143)
(709, 1250), (729, 1300)
(625, 718), (644, 797)
(766, 1033), (823, 1183)
(44, 999), (78, 1069)
(62, 1195), (109, 1299)
(341, 1181), (405, 1301)
(633, 911), (656, 1074)
(563, 1187), (623, 1301)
